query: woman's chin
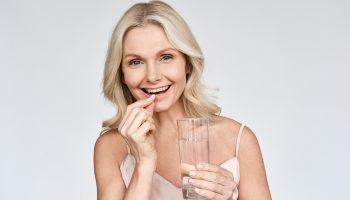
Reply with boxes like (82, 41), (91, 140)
(153, 102), (170, 113)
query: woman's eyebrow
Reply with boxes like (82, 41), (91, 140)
(123, 47), (176, 59)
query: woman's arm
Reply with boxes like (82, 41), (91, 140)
(94, 132), (155, 200)
(237, 126), (272, 200)
(123, 160), (156, 200)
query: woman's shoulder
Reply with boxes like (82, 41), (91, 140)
(216, 116), (264, 165)
(214, 115), (257, 136)
(94, 129), (129, 166)
(210, 116), (260, 155)
(210, 115), (242, 139)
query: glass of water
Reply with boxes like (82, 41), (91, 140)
(177, 118), (209, 200)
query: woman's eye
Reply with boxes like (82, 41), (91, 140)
(160, 54), (173, 61)
(128, 55), (172, 66)
(128, 60), (141, 66)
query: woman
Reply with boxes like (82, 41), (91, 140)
(94, 1), (271, 199)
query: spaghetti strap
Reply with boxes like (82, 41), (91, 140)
(235, 124), (245, 158)
(126, 142), (131, 154)
(99, 127), (112, 136)
(122, 137), (131, 154)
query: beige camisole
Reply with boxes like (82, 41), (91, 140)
(119, 124), (246, 199)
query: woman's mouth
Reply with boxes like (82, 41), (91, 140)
(141, 85), (171, 96)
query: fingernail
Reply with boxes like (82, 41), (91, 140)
(196, 164), (203, 169)
(189, 178), (195, 183)
(189, 171), (196, 176)
(147, 94), (155, 101)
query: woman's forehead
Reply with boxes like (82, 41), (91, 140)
(123, 24), (175, 56)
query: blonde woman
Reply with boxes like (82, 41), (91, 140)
(94, 1), (271, 199)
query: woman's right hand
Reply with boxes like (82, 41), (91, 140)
(118, 94), (157, 165)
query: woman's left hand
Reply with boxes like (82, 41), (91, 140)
(188, 163), (237, 200)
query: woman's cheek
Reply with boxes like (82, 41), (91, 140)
(166, 64), (186, 81)
(123, 71), (145, 87)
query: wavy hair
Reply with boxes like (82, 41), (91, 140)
(100, 0), (221, 134)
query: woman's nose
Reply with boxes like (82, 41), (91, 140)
(146, 62), (162, 83)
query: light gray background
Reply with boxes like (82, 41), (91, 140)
(1, 0), (349, 199)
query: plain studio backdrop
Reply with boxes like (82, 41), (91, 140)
(1, 0), (349, 199)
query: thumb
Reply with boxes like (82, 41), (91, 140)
(145, 101), (155, 116)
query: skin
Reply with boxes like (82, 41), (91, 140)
(94, 23), (272, 199)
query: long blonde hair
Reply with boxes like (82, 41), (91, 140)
(100, 0), (221, 134)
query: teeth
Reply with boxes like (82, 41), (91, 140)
(145, 85), (170, 93)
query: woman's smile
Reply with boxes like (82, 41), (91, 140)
(140, 84), (172, 100)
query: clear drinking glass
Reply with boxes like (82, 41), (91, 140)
(177, 118), (209, 200)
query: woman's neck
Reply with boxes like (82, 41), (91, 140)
(153, 99), (187, 141)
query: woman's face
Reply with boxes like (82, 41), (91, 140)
(121, 23), (187, 112)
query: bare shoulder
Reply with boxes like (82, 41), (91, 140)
(94, 129), (129, 199)
(210, 116), (262, 157)
(215, 116), (271, 198)
(94, 129), (129, 166)
(239, 125), (262, 158)
(210, 116), (244, 143)
(215, 116), (260, 149)
(209, 116), (244, 161)
(225, 120), (272, 198)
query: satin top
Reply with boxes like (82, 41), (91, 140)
(119, 124), (246, 200)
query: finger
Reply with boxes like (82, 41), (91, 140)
(128, 94), (155, 111)
(138, 108), (155, 128)
(119, 95), (155, 130)
(120, 107), (142, 136)
(194, 187), (225, 200)
(118, 109), (134, 135)
(196, 163), (233, 179)
(189, 178), (225, 195)
(127, 111), (147, 134)
(189, 170), (232, 187)
(134, 108), (155, 126)
(128, 111), (155, 134)
(139, 107), (153, 117)
(132, 121), (153, 139)
(145, 115), (155, 126)
(145, 102), (155, 116)
(138, 108), (155, 125)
